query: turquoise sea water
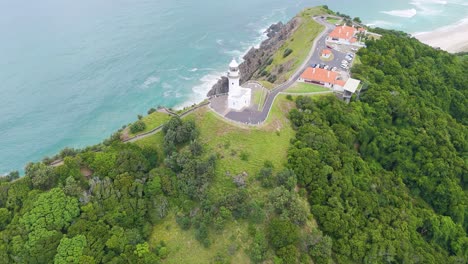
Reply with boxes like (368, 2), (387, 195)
(1, 0), (467, 174)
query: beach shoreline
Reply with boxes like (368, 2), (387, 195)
(414, 17), (468, 53)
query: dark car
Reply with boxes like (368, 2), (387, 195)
(311, 63), (317, 68)
(326, 45), (333, 49)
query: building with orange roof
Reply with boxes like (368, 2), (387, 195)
(321, 49), (332, 59)
(298, 67), (339, 88)
(327, 25), (358, 45)
(335, 80), (346, 87)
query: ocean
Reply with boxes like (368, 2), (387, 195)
(1, 0), (467, 174)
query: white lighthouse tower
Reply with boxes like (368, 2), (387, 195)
(227, 59), (251, 111)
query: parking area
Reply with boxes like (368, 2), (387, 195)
(309, 49), (356, 74)
(305, 17), (360, 76)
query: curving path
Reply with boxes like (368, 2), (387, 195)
(223, 16), (336, 124)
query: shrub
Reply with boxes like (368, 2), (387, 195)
(283, 48), (293, 58)
(268, 219), (299, 249)
(130, 120), (146, 134)
(137, 114), (143, 120)
(266, 58), (273, 65)
(147, 108), (156, 115)
(278, 65), (284, 74)
(240, 151), (250, 161)
(267, 75), (277, 83)
(286, 94), (293, 101)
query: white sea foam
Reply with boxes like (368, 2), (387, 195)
(163, 90), (173, 98)
(175, 70), (226, 109)
(381, 8), (418, 18)
(366, 20), (401, 28)
(162, 82), (172, 90)
(178, 75), (193, 81)
(410, 0), (447, 16)
(189, 68), (198, 72)
(140, 75), (160, 89)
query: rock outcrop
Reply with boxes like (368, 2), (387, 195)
(206, 16), (301, 96)
(207, 76), (229, 97)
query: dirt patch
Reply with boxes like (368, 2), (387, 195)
(80, 167), (93, 179)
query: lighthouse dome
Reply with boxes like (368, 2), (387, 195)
(229, 59), (239, 68)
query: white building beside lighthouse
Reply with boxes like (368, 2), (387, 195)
(227, 59), (251, 111)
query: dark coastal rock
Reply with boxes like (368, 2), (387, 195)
(206, 16), (300, 96)
(207, 76), (229, 97)
(239, 17), (299, 83)
(265, 22), (284, 38)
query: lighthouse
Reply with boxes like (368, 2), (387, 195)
(227, 59), (251, 111)
(228, 59), (240, 92)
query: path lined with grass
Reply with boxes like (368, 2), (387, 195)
(260, 7), (329, 87)
(225, 15), (336, 124)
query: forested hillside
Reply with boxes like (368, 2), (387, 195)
(288, 30), (468, 263)
(0, 29), (466, 264)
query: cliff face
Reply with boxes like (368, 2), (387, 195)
(207, 76), (229, 97)
(207, 17), (300, 96)
(239, 18), (299, 83)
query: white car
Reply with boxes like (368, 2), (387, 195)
(341, 60), (349, 64)
(324, 65), (330, 70)
(345, 56), (353, 61)
(340, 64), (348, 69)
(331, 67), (337, 71)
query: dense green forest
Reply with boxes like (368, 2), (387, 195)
(0, 29), (466, 263)
(288, 31), (468, 262)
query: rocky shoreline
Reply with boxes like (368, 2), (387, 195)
(207, 17), (300, 96)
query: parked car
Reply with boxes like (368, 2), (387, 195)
(319, 64), (326, 69)
(345, 56), (353, 61)
(351, 47), (358, 52)
(331, 67), (338, 71)
(341, 60), (349, 64)
(340, 64), (348, 69)
(326, 45), (333, 49)
(347, 53), (355, 58)
(324, 65), (330, 70)
(311, 63), (317, 68)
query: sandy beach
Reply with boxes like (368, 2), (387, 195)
(415, 18), (468, 53)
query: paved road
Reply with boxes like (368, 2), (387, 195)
(224, 16), (337, 124)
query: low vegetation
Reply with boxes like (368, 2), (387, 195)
(286, 82), (330, 93)
(257, 7), (329, 88)
(0, 9), (466, 264)
(126, 111), (172, 138)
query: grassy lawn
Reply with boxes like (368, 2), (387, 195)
(262, 7), (326, 85)
(326, 17), (341, 25)
(190, 96), (295, 200)
(142, 96), (297, 263)
(259, 80), (274, 90)
(138, 93), (330, 263)
(150, 214), (251, 264)
(286, 82), (330, 93)
(127, 111), (172, 138)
